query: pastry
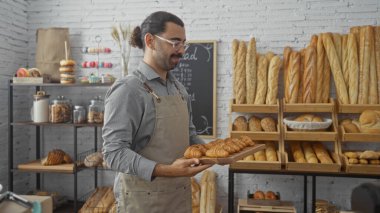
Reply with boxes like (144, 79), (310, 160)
(359, 150), (379, 160)
(246, 37), (257, 104)
(261, 117), (276, 132)
(254, 56), (269, 104)
(344, 151), (358, 159)
(240, 136), (256, 147)
(60, 59), (76, 66)
(266, 56), (281, 105)
(248, 116), (262, 132)
(205, 146), (229, 158)
(233, 116), (248, 131)
(84, 151), (104, 167)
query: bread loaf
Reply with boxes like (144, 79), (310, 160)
(261, 117), (277, 132)
(246, 37), (257, 104)
(265, 142), (278, 162)
(265, 51), (275, 62)
(342, 34), (349, 86)
(290, 142), (307, 163)
(235, 41), (247, 104)
(232, 39), (239, 98)
(302, 142), (318, 163)
(254, 150), (267, 161)
(316, 34), (325, 103)
(285, 51), (301, 103)
(312, 143), (333, 164)
(359, 150), (379, 160)
(191, 177), (201, 213)
(332, 33), (342, 68)
(298, 49), (305, 103)
(254, 56), (269, 104)
(358, 26), (372, 104)
(359, 110), (380, 133)
(266, 56), (282, 104)
(350, 26), (361, 48)
(310, 34), (318, 48)
(347, 33), (359, 104)
(41, 149), (66, 166)
(303, 46), (317, 103)
(248, 116), (262, 131)
(342, 123), (360, 133)
(322, 46), (331, 103)
(233, 116), (248, 131)
(369, 28), (378, 104)
(283, 47), (293, 103)
(322, 33), (349, 104)
(375, 27), (380, 101)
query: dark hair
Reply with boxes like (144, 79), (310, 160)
(130, 11), (184, 50)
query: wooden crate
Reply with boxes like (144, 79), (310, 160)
(339, 125), (380, 142)
(284, 141), (341, 173)
(337, 103), (380, 113)
(230, 99), (280, 113)
(237, 199), (296, 213)
(284, 125), (337, 141)
(230, 124), (281, 141)
(282, 98), (334, 113)
(230, 151), (282, 171)
(17, 160), (76, 173)
(341, 154), (380, 175)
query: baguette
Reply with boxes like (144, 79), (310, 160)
(310, 34), (318, 48)
(369, 27), (378, 104)
(322, 46), (331, 103)
(332, 33), (342, 69)
(347, 33), (359, 104)
(322, 33), (349, 104)
(246, 37), (257, 104)
(285, 51), (301, 103)
(303, 46), (317, 103)
(265, 142), (278, 162)
(316, 34), (325, 103)
(302, 142), (318, 163)
(236, 41), (247, 104)
(350, 26), (361, 48)
(265, 51), (275, 62)
(342, 34), (349, 87)
(290, 142), (307, 163)
(254, 56), (269, 104)
(358, 26), (372, 104)
(266, 56), (282, 104)
(283, 47), (293, 103)
(375, 26), (380, 101)
(312, 142), (333, 164)
(232, 39), (239, 98)
(191, 178), (201, 213)
(254, 150), (267, 161)
(298, 49), (305, 103)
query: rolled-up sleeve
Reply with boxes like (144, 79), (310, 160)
(102, 82), (157, 181)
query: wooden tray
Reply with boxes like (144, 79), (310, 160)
(282, 98), (334, 113)
(337, 103), (380, 113)
(230, 152), (282, 171)
(230, 99), (279, 113)
(284, 125), (337, 141)
(17, 160), (76, 173)
(341, 154), (380, 175)
(237, 199), (296, 213)
(199, 144), (265, 164)
(285, 152), (341, 173)
(340, 126), (380, 142)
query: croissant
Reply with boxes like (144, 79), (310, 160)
(240, 136), (256, 146)
(224, 141), (242, 152)
(205, 147), (229, 158)
(184, 146), (203, 158)
(231, 138), (247, 149)
(191, 144), (208, 154)
(217, 143), (237, 154)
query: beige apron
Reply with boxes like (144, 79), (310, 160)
(114, 75), (192, 213)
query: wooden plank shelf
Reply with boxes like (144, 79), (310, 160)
(340, 126), (380, 142)
(17, 160), (80, 173)
(284, 126), (337, 141)
(230, 99), (279, 113)
(337, 103), (380, 113)
(282, 99), (335, 113)
(231, 152), (282, 171)
(341, 154), (380, 175)
(285, 152), (341, 173)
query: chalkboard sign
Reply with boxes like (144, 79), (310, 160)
(172, 40), (217, 138)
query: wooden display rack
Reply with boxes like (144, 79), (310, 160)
(340, 126), (380, 142)
(17, 160), (78, 173)
(284, 141), (341, 173)
(282, 98), (335, 113)
(237, 199), (297, 213)
(336, 102), (380, 113)
(229, 99), (283, 170)
(340, 152), (380, 175)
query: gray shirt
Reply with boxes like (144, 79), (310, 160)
(102, 61), (204, 181)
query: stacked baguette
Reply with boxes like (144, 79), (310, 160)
(243, 141), (278, 162)
(289, 142), (334, 164)
(232, 38), (282, 105)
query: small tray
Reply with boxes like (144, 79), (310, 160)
(199, 144), (266, 164)
(231, 151), (282, 171)
(284, 125), (337, 141)
(12, 77), (44, 84)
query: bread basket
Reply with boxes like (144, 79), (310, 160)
(283, 117), (332, 132)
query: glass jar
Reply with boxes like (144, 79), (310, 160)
(73, 105), (86, 124)
(49, 96), (72, 123)
(88, 96), (104, 123)
(32, 91), (50, 123)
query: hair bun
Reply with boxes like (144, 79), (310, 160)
(130, 26), (143, 49)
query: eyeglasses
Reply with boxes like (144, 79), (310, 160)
(154, 35), (189, 50)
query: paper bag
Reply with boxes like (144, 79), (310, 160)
(35, 28), (71, 83)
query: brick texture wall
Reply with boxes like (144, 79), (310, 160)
(1, 0), (380, 212)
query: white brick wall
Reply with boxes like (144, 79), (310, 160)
(1, 0), (380, 212)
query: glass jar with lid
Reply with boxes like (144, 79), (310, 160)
(49, 96), (72, 123)
(73, 105), (86, 124)
(88, 96), (104, 124)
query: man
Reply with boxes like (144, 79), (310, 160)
(102, 11), (212, 212)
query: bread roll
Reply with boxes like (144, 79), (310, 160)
(233, 116), (248, 131)
(285, 51), (301, 103)
(358, 26), (372, 104)
(322, 33), (349, 104)
(359, 159), (368, 164)
(294, 114), (323, 122)
(235, 41), (247, 104)
(369, 28), (378, 104)
(302, 142), (318, 163)
(265, 142), (278, 162)
(254, 150), (267, 161)
(232, 39), (239, 98)
(375, 27), (380, 101)
(248, 116), (262, 131)
(344, 151), (358, 159)
(347, 33), (359, 104)
(254, 191), (265, 200)
(261, 117), (277, 132)
(340, 119), (352, 125)
(290, 142), (307, 163)
(283, 47), (293, 103)
(246, 37), (257, 104)
(348, 158), (359, 164)
(265, 191), (277, 200)
(332, 33), (342, 68)
(322, 46), (331, 103)
(360, 150), (379, 160)
(298, 49), (305, 103)
(84, 152), (104, 167)
(316, 34), (325, 103)
(266, 56), (281, 104)
(254, 56), (269, 104)
(342, 34), (349, 87)
(312, 143), (333, 164)
(303, 46), (317, 103)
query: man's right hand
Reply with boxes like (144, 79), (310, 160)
(152, 158), (213, 178)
